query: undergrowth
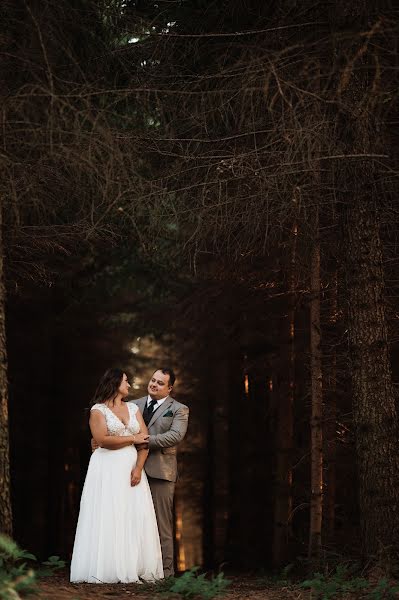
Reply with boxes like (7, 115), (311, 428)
(0, 534), (65, 600)
(301, 564), (399, 600)
(144, 567), (231, 599)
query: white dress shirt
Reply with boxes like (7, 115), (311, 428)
(147, 395), (168, 411)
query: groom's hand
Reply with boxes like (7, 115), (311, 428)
(134, 432), (150, 444)
(91, 438), (99, 452)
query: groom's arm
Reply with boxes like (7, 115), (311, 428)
(148, 405), (189, 450)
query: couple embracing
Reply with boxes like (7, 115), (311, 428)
(70, 367), (189, 583)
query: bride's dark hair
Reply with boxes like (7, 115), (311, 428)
(91, 368), (126, 405)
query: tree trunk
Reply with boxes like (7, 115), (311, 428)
(226, 352), (247, 566)
(309, 206), (323, 560)
(272, 351), (293, 567)
(174, 488), (186, 572)
(345, 196), (399, 564)
(272, 200), (297, 567)
(211, 355), (229, 567)
(324, 272), (338, 540)
(0, 201), (12, 536)
(331, 0), (399, 566)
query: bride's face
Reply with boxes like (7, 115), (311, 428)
(118, 373), (131, 397)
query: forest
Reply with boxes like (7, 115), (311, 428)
(1, 0), (399, 599)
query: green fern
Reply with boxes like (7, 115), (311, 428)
(0, 534), (67, 599)
(0, 535), (37, 600)
(166, 567), (230, 599)
(0, 536), (36, 566)
(38, 555), (66, 577)
(366, 578), (399, 600)
(301, 564), (399, 600)
(300, 565), (369, 600)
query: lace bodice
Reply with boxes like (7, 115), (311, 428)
(91, 402), (140, 436)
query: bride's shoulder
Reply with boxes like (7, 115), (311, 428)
(126, 400), (139, 414)
(90, 403), (106, 414)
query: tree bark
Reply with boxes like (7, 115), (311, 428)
(174, 487), (186, 572)
(324, 272), (338, 540)
(211, 355), (229, 567)
(272, 201), (297, 567)
(272, 349), (293, 567)
(0, 200), (12, 536)
(331, 0), (399, 566)
(309, 205), (323, 560)
(345, 196), (399, 563)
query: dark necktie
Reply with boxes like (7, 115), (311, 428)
(144, 399), (158, 425)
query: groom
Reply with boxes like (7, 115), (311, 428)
(132, 367), (189, 578)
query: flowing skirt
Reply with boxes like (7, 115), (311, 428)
(70, 445), (163, 583)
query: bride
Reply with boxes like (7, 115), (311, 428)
(70, 368), (164, 583)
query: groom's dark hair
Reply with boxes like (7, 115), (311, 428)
(154, 367), (176, 387)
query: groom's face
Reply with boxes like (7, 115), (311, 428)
(148, 370), (172, 400)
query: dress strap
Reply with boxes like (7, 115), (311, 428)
(90, 403), (106, 414)
(127, 402), (139, 415)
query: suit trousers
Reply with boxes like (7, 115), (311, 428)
(147, 476), (176, 577)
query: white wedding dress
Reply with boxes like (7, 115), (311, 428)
(70, 402), (164, 583)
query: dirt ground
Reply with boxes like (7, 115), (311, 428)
(34, 573), (304, 600)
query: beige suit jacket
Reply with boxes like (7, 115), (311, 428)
(130, 396), (189, 483)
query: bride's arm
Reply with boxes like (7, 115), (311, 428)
(90, 410), (137, 449)
(131, 411), (149, 486)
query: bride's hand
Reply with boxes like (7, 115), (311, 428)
(133, 432), (149, 444)
(131, 467), (142, 486)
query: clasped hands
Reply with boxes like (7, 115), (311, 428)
(90, 431), (149, 452)
(131, 432), (150, 445)
(90, 432), (149, 487)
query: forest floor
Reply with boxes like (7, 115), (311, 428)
(34, 572), (304, 600)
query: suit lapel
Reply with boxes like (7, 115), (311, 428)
(148, 396), (173, 428)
